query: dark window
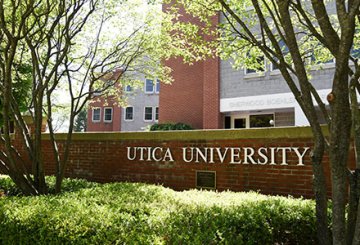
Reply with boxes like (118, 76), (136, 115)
(224, 116), (231, 129)
(124, 85), (132, 92)
(1, 121), (15, 134)
(272, 40), (289, 71)
(92, 108), (101, 122)
(125, 107), (133, 121)
(351, 47), (360, 59)
(245, 55), (265, 74)
(234, 118), (246, 128)
(250, 114), (274, 128)
(155, 107), (159, 121)
(145, 79), (154, 93)
(155, 80), (160, 93)
(104, 108), (113, 122)
(144, 107), (153, 121)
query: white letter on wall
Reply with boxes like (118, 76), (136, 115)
(293, 147), (310, 166)
(163, 148), (174, 162)
(277, 147), (292, 165)
(243, 147), (256, 164)
(182, 147), (194, 163)
(127, 147), (136, 161)
(257, 147), (268, 165)
(152, 147), (163, 162)
(230, 148), (241, 164)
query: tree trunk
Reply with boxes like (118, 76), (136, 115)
(54, 112), (75, 193)
(311, 138), (331, 245)
(347, 77), (360, 245)
(329, 69), (352, 245)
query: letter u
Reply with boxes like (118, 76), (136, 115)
(183, 147), (194, 163)
(127, 147), (136, 160)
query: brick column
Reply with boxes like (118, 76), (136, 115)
(203, 57), (221, 129)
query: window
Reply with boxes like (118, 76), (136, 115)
(352, 49), (360, 59)
(1, 121), (15, 134)
(271, 40), (289, 72)
(245, 54), (265, 75)
(224, 116), (231, 129)
(250, 114), (274, 128)
(92, 108), (101, 122)
(9, 121), (14, 134)
(145, 79), (154, 93)
(125, 107), (134, 121)
(155, 80), (160, 93)
(144, 107), (153, 121)
(104, 107), (113, 122)
(124, 85), (132, 93)
(310, 44), (335, 66)
(311, 55), (334, 65)
(155, 107), (159, 121)
(234, 118), (246, 128)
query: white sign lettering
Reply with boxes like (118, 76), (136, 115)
(127, 146), (310, 166)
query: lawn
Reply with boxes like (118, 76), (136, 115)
(0, 176), (317, 244)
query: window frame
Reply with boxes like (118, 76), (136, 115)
(145, 79), (154, 94)
(92, 107), (101, 122)
(244, 55), (266, 77)
(249, 113), (275, 128)
(144, 106), (153, 122)
(103, 107), (113, 123)
(124, 106), (134, 121)
(124, 84), (133, 93)
(1, 121), (15, 134)
(270, 39), (289, 74)
(155, 79), (160, 94)
(154, 106), (159, 121)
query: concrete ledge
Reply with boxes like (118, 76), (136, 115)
(42, 126), (329, 141)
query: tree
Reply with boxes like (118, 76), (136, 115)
(0, 63), (32, 127)
(164, 0), (360, 244)
(74, 108), (87, 132)
(0, 0), (171, 195)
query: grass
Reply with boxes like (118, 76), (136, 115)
(0, 175), (317, 244)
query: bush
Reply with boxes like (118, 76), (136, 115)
(150, 122), (193, 131)
(0, 176), (319, 244)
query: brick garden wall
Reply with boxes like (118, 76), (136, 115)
(31, 126), (354, 198)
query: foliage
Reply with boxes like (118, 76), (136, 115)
(150, 122), (193, 131)
(0, 63), (32, 126)
(0, 176), (318, 244)
(0, 0), (179, 195)
(74, 108), (87, 132)
(163, 1), (360, 244)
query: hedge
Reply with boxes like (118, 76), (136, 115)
(0, 176), (318, 244)
(149, 122), (193, 131)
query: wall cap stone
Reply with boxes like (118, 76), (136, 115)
(42, 125), (329, 141)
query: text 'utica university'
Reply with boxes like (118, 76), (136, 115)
(126, 146), (310, 166)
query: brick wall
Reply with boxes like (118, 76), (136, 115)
(159, 4), (220, 129)
(160, 58), (204, 129)
(24, 126), (355, 198)
(87, 97), (121, 132)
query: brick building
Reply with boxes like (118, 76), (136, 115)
(88, 3), (358, 131)
(87, 72), (160, 132)
(159, 4), (341, 130)
(160, 54), (335, 130)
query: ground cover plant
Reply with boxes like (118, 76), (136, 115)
(0, 175), (318, 244)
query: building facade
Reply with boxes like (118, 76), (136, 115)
(158, 5), (338, 130)
(159, 56), (335, 129)
(87, 75), (160, 132)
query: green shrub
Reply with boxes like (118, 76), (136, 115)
(0, 176), (319, 244)
(150, 122), (193, 131)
